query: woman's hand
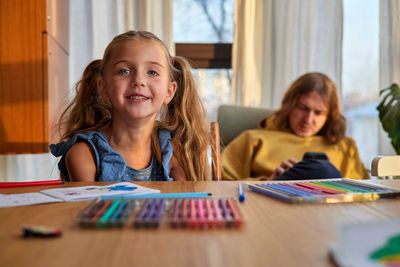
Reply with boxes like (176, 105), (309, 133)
(269, 158), (298, 179)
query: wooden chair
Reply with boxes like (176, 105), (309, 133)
(210, 122), (221, 181)
(371, 156), (400, 179)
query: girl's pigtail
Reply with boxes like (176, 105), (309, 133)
(159, 56), (211, 181)
(58, 59), (111, 141)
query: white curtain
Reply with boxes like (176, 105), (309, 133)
(0, 154), (60, 182)
(70, 0), (173, 95)
(232, 0), (343, 109)
(379, 0), (400, 155)
(0, 0), (173, 182)
(125, 0), (174, 54)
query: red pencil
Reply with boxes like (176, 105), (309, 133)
(0, 180), (64, 188)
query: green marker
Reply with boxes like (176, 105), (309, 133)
(97, 199), (121, 227)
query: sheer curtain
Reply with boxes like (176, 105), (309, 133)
(232, 0), (343, 109)
(70, 0), (173, 86)
(379, 0), (400, 155)
(0, 0), (173, 182)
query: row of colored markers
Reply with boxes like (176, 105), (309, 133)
(248, 178), (400, 204)
(258, 179), (394, 197)
(77, 197), (244, 229)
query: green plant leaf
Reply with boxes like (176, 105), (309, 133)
(377, 83), (400, 154)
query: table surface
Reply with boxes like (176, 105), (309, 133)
(0, 180), (399, 267)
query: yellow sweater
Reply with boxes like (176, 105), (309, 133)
(221, 116), (369, 180)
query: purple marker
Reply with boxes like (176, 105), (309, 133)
(134, 199), (150, 228)
(153, 199), (165, 228)
(145, 199), (158, 227)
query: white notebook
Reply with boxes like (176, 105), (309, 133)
(0, 182), (160, 208)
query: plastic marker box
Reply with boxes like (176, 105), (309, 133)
(77, 197), (244, 229)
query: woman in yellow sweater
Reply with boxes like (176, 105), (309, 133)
(221, 72), (369, 180)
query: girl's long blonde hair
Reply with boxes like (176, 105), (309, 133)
(58, 31), (211, 181)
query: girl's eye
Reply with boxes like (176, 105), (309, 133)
(119, 69), (131, 75)
(148, 70), (159, 76)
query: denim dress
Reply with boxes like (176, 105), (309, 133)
(50, 129), (173, 182)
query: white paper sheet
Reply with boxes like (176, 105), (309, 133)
(40, 182), (160, 201)
(0, 192), (63, 208)
(0, 182), (160, 207)
(330, 219), (400, 267)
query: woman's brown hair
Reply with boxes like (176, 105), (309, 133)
(274, 72), (346, 144)
(57, 31), (211, 181)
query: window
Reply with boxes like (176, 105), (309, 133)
(342, 0), (379, 168)
(174, 0), (234, 121)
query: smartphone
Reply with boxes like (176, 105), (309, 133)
(303, 152), (328, 160)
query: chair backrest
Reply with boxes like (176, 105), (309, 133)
(371, 156), (400, 179)
(210, 122), (221, 181)
(217, 105), (275, 147)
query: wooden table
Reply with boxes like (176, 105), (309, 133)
(0, 180), (399, 267)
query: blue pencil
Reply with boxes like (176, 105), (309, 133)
(102, 192), (211, 200)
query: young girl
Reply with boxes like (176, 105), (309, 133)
(50, 31), (211, 182)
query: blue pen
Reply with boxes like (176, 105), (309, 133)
(102, 192), (211, 200)
(238, 183), (245, 202)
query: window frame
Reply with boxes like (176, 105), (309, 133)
(175, 43), (232, 69)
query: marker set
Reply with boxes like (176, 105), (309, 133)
(248, 178), (400, 204)
(168, 198), (243, 228)
(77, 197), (243, 229)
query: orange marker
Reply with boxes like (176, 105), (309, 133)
(226, 198), (243, 227)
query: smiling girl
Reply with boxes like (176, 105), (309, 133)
(50, 31), (211, 182)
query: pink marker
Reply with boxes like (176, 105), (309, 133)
(196, 199), (205, 228)
(188, 199), (196, 228)
(181, 199), (188, 227)
(211, 198), (224, 227)
(203, 198), (215, 228)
